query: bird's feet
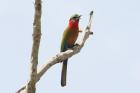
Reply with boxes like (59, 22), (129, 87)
(74, 43), (80, 47)
(79, 30), (82, 33)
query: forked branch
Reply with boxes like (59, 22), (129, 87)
(17, 11), (94, 93)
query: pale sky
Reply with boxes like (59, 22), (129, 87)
(0, 0), (140, 93)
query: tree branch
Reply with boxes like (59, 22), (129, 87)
(16, 11), (94, 93)
(25, 0), (42, 93)
(37, 11), (94, 81)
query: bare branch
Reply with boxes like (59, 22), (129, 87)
(37, 10), (94, 82)
(17, 11), (94, 93)
(25, 0), (42, 93)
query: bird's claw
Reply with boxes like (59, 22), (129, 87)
(79, 30), (82, 33)
(74, 43), (80, 47)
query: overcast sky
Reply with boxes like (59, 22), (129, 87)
(0, 0), (140, 93)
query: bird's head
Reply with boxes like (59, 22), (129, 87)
(69, 14), (81, 29)
(69, 14), (81, 21)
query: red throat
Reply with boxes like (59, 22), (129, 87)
(69, 19), (79, 29)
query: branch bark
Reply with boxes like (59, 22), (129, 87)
(17, 11), (93, 93)
(25, 0), (42, 93)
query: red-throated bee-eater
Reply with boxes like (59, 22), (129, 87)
(61, 14), (81, 87)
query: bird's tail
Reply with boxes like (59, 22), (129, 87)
(61, 59), (68, 87)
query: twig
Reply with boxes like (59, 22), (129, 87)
(16, 11), (94, 93)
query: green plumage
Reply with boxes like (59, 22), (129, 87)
(61, 27), (79, 87)
(60, 14), (80, 87)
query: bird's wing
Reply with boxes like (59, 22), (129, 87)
(60, 27), (71, 52)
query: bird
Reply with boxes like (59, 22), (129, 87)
(60, 14), (81, 87)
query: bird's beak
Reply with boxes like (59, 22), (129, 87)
(77, 15), (81, 20)
(79, 15), (82, 19)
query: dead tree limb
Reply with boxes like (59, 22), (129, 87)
(24, 0), (42, 93)
(17, 11), (94, 93)
(37, 11), (94, 81)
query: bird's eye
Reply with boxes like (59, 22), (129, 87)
(72, 17), (77, 19)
